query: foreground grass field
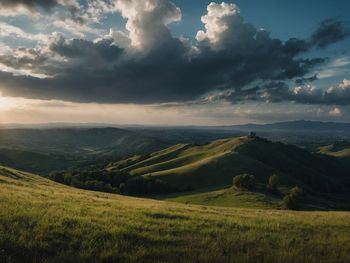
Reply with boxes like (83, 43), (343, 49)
(1, 166), (350, 263)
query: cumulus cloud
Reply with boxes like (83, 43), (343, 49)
(107, 29), (131, 49)
(0, 1), (349, 106)
(196, 2), (240, 47)
(324, 79), (350, 104)
(113, 0), (181, 49)
(255, 79), (350, 105)
(48, 33), (123, 62)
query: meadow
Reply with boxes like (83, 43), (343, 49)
(1, 166), (349, 263)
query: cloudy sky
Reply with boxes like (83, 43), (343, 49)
(0, 0), (349, 125)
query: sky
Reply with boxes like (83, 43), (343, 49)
(0, 0), (349, 125)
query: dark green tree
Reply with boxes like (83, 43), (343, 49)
(233, 174), (255, 189)
(283, 186), (304, 210)
(267, 174), (279, 192)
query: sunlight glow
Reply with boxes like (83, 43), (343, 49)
(0, 94), (16, 111)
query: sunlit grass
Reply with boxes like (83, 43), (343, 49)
(163, 186), (282, 209)
(0, 166), (349, 263)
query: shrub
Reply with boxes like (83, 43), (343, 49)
(283, 186), (304, 210)
(267, 174), (279, 192)
(119, 182), (127, 194)
(233, 174), (255, 189)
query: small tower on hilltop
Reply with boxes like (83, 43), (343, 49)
(248, 131), (256, 138)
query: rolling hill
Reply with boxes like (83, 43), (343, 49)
(105, 136), (350, 209)
(108, 136), (350, 193)
(1, 165), (350, 263)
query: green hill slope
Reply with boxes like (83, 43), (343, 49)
(108, 136), (350, 194)
(318, 142), (350, 158)
(164, 187), (282, 209)
(108, 137), (275, 189)
(1, 166), (350, 263)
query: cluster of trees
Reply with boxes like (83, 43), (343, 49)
(232, 173), (304, 210)
(282, 186), (304, 210)
(48, 169), (178, 195)
(233, 174), (255, 189)
(119, 175), (178, 195)
(232, 173), (278, 191)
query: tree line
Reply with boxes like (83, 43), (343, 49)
(48, 168), (179, 195)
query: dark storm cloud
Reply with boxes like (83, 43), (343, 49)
(311, 18), (350, 48)
(49, 35), (123, 61)
(0, 0), (58, 10)
(0, 1), (349, 105)
(295, 74), (318, 85)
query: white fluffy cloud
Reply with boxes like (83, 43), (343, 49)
(288, 79), (350, 105)
(292, 85), (323, 98)
(196, 2), (240, 47)
(107, 29), (131, 49)
(113, 0), (181, 49)
(326, 78), (350, 96)
(324, 79), (350, 104)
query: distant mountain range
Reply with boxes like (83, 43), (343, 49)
(1, 120), (350, 133)
(220, 120), (350, 133)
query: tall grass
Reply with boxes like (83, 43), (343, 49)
(0, 166), (349, 263)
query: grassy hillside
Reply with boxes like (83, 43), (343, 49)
(0, 148), (85, 173)
(108, 137), (274, 189)
(108, 136), (350, 194)
(318, 141), (350, 158)
(163, 187), (282, 209)
(162, 186), (350, 211)
(1, 166), (350, 263)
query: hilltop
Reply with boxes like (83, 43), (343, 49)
(1, 165), (350, 263)
(103, 136), (350, 210)
(108, 136), (349, 192)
